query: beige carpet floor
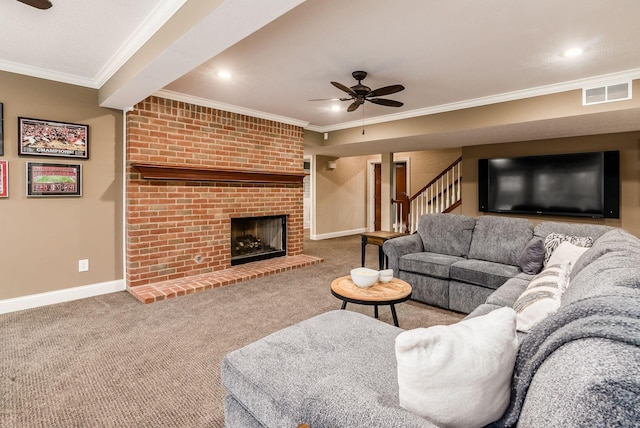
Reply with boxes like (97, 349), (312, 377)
(0, 233), (463, 427)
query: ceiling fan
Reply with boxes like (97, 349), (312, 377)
(312, 71), (405, 112)
(17, 0), (52, 10)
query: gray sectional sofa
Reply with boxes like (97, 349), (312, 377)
(221, 215), (640, 427)
(382, 213), (614, 314)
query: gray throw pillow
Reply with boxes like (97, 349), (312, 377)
(519, 237), (545, 274)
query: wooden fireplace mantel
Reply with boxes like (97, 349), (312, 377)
(131, 163), (305, 184)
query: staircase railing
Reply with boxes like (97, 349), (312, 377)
(392, 156), (462, 233)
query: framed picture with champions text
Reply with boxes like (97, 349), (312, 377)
(19, 117), (89, 159)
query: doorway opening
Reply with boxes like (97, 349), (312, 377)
(369, 158), (410, 231)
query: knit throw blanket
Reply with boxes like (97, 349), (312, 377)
(492, 292), (640, 427)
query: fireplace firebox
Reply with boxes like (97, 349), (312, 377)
(231, 215), (287, 265)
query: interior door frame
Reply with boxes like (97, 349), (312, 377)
(367, 155), (410, 231)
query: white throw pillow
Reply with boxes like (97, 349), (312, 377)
(395, 307), (517, 428)
(543, 232), (593, 266)
(513, 261), (571, 332)
(546, 240), (590, 269)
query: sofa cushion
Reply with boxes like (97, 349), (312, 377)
(450, 259), (520, 290)
(464, 303), (504, 319)
(468, 216), (533, 266)
(395, 307), (518, 428)
(562, 251), (640, 308)
(517, 338), (640, 427)
(221, 310), (401, 428)
(417, 213), (476, 257)
(448, 281), (494, 314)
(534, 221), (613, 242)
(399, 271), (449, 309)
(486, 276), (530, 307)
(301, 376), (436, 428)
(570, 228), (640, 280)
(399, 252), (465, 278)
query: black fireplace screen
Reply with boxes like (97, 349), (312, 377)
(230, 215), (287, 265)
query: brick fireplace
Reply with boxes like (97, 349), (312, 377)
(125, 96), (314, 298)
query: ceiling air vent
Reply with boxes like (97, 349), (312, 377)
(583, 81), (632, 105)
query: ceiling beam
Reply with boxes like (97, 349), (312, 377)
(98, 0), (307, 110)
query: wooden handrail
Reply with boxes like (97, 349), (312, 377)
(409, 156), (462, 202)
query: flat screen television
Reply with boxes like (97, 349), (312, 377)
(478, 151), (619, 218)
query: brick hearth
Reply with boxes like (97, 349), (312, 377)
(128, 254), (322, 304)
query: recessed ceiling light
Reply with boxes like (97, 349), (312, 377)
(564, 48), (583, 58)
(330, 105), (341, 112)
(217, 70), (232, 79)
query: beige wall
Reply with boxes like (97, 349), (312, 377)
(396, 148), (462, 196)
(313, 148), (462, 236)
(0, 71), (123, 300)
(314, 155), (367, 236)
(461, 131), (640, 236)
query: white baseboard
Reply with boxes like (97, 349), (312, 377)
(0, 279), (126, 315)
(310, 227), (366, 240)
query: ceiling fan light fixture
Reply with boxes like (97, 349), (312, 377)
(321, 71), (405, 113)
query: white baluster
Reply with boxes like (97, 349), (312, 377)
(446, 170), (450, 208)
(457, 162), (461, 201)
(393, 202), (398, 232)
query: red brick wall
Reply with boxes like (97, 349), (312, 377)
(126, 96), (304, 287)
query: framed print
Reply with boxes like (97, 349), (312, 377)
(18, 117), (89, 159)
(26, 162), (82, 197)
(0, 160), (7, 198)
(0, 103), (4, 156)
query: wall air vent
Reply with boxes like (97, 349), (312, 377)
(583, 81), (632, 105)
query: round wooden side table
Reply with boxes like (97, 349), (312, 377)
(330, 275), (412, 327)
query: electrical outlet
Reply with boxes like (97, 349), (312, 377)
(78, 259), (89, 272)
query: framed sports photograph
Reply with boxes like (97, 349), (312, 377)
(26, 162), (82, 197)
(0, 160), (7, 198)
(18, 117), (89, 159)
(0, 103), (4, 156)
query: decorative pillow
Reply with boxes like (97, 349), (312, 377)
(547, 241), (590, 268)
(518, 237), (545, 274)
(395, 307), (517, 428)
(513, 261), (571, 332)
(543, 232), (593, 266)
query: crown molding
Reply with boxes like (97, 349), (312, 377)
(93, 0), (187, 87)
(0, 0), (186, 90)
(155, 89), (311, 128)
(0, 59), (97, 88)
(307, 68), (640, 133)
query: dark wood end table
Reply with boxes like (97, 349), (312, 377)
(361, 231), (407, 269)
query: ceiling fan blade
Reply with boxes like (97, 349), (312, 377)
(367, 84), (405, 97)
(17, 0), (52, 9)
(347, 101), (361, 112)
(308, 97), (352, 102)
(367, 98), (404, 108)
(331, 81), (356, 96)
